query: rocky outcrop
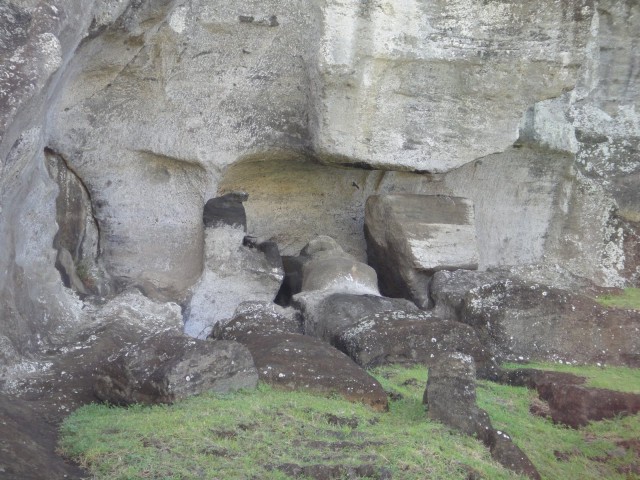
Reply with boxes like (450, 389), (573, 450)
(365, 194), (479, 308)
(45, 148), (111, 297)
(1, 0), (638, 398)
(424, 353), (540, 479)
(6, 292), (258, 422)
(313, 0), (593, 173)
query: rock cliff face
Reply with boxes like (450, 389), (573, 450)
(1, 0), (638, 366)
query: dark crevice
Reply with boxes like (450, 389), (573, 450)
(45, 147), (102, 257)
(44, 147), (111, 296)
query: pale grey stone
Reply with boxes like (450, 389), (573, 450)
(183, 225), (284, 339)
(365, 194), (479, 308)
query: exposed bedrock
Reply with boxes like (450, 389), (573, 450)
(1, 0), (638, 367)
(220, 147), (629, 289)
(312, 0), (593, 172)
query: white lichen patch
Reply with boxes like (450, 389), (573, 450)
(169, 4), (189, 34)
(36, 33), (62, 76)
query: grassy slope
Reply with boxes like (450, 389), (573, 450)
(597, 287), (640, 311)
(503, 362), (640, 394)
(59, 364), (640, 480)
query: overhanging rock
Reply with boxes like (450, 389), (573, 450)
(365, 194), (479, 308)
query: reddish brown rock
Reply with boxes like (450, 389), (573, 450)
(536, 383), (640, 428)
(236, 333), (389, 412)
(214, 300), (388, 410)
(497, 367), (640, 429)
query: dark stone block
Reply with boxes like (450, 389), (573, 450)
(203, 192), (248, 230)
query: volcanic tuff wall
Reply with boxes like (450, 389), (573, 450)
(1, 0), (638, 364)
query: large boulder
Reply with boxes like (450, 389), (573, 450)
(277, 235), (380, 306)
(213, 302), (388, 411)
(431, 265), (599, 320)
(459, 278), (640, 366)
(424, 353), (540, 479)
(334, 310), (494, 374)
(292, 292), (419, 342)
(313, 0), (593, 172)
(365, 194), (479, 308)
(300, 236), (379, 295)
(210, 301), (302, 340)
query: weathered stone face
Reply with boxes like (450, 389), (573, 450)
(1, 0), (638, 365)
(183, 224), (284, 339)
(312, 0), (594, 172)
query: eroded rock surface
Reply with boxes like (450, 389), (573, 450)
(213, 301), (388, 411)
(500, 367), (640, 429)
(313, 0), (593, 172)
(537, 383), (640, 429)
(7, 292), (258, 422)
(300, 235), (379, 295)
(2, 0), (638, 373)
(210, 301), (302, 340)
(460, 277), (640, 366)
(365, 194), (479, 308)
(293, 292), (419, 342)
(184, 224), (284, 338)
(336, 310), (493, 374)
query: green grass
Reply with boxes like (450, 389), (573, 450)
(597, 287), (640, 310)
(478, 380), (640, 480)
(59, 364), (640, 480)
(502, 362), (640, 394)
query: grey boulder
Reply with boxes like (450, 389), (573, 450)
(335, 310), (493, 373)
(365, 194), (479, 308)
